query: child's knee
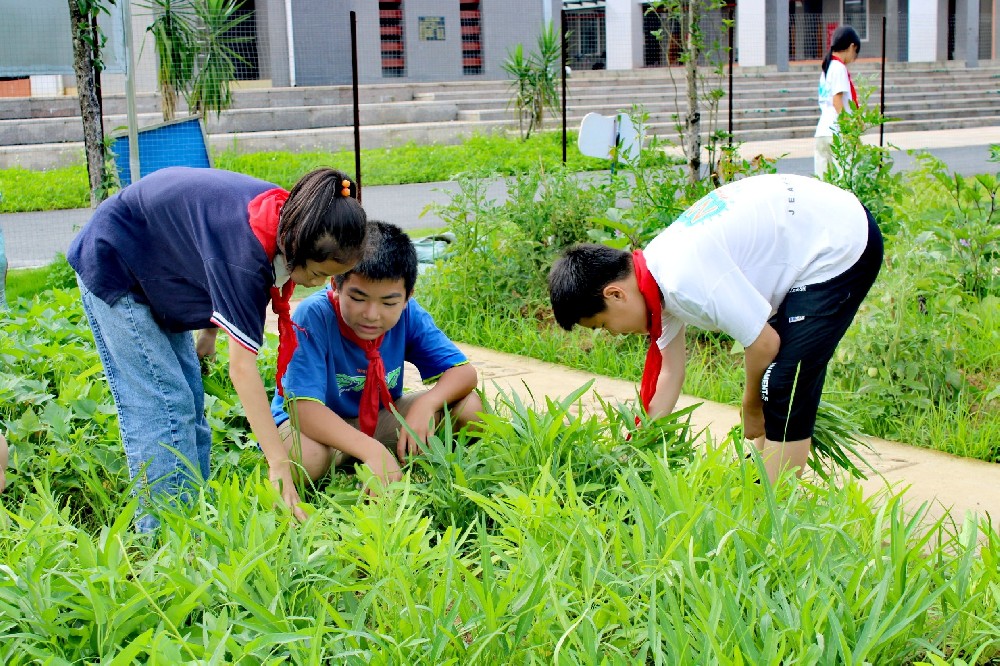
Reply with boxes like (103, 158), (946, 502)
(455, 392), (485, 427)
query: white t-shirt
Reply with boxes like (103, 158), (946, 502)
(644, 174), (868, 349)
(815, 59), (853, 137)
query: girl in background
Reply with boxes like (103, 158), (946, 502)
(69, 166), (367, 531)
(815, 26), (861, 177)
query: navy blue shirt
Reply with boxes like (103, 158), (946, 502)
(68, 167), (281, 353)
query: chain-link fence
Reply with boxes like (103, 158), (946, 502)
(1, 0), (999, 272)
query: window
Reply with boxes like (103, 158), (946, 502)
(843, 0), (868, 41)
(380, 1), (406, 78)
(460, 1), (483, 75)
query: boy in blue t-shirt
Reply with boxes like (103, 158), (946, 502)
(271, 221), (482, 486)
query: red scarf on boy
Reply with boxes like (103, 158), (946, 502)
(247, 187), (298, 396)
(633, 249), (663, 413)
(830, 55), (859, 108)
(327, 290), (395, 437)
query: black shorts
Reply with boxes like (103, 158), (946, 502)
(760, 208), (883, 441)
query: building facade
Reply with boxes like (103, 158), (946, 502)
(563, 0), (1000, 72)
(1, 0), (559, 97)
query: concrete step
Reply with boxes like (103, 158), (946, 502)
(458, 95), (1000, 125)
(4, 62), (1000, 170)
(448, 87), (1000, 114)
(0, 101), (461, 146)
(5, 108), (998, 173)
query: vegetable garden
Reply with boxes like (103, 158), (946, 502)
(1, 127), (999, 662)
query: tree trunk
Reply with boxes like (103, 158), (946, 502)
(684, 1), (702, 183)
(68, 0), (107, 207)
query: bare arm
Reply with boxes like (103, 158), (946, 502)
(832, 91), (845, 114)
(397, 363), (479, 460)
(293, 400), (402, 484)
(228, 342), (307, 521)
(646, 327), (687, 421)
(742, 324), (781, 440)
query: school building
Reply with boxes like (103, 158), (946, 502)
(563, 0), (1000, 71)
(2, 0), (997, 99)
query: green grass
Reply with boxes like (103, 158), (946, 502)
(0, 132), (609, 213)
(2, 288), (999, 662)
(3, 256), (77, 303)
(4, 265), (58, 302)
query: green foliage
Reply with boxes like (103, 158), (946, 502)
(2, 304), (999, 662)
(141, 0), (249, 120)
(647, 0), (732, 181)
(909, 152), (1000, 299)
(502, 22), (561, 140)
(142, 0), (196, 120)
(0, 133), (609, 213)
(823, 83), (907, 231)
(0, 166), (92, 213)
(188, 0), (252, 118)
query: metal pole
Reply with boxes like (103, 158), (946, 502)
(728, 3), (734, 146)
(350, 11), (362, 203)
(561, 9), (568, 164)
(121, 0), (140, 184)
(879, 16), (886, 148)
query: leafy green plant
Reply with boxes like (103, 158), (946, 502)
(910, 152), (1000, 299)
(647, 0), (731, 182)
(502, 22), (561, 140)
(142, 0), (197, 120)
(141, 0), (249, 121)
(824, 82), (908, 231)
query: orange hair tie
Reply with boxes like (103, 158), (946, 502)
(341, 179), (351, 197)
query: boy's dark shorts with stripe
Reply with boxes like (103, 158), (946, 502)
(759, 208), (883, 442)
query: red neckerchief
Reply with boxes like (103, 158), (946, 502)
(830, 55), (859, 108)
(327, 289), (394, 437)
(247, 187), (298, 396)
(633, 249), (663, 413)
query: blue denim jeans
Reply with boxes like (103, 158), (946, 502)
(78, 275), (212, 532)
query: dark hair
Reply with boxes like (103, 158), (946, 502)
(822, 26), (861, 75)
(278, 167), (367, 269)
(334, 220), (418, 296)
(548, 243), (633, 331)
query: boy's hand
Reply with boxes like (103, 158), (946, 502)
(397, 402), (437, 462)
(741, 393), (766, 440)
(362, 446), (403, 489)
(268, 460), (307, 522)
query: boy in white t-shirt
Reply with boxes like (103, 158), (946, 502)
(815, 26), (861, 176)
(548, 174), (883, 483)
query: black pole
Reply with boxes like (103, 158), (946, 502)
(879, 16), (887, 148)
(350, 11), (362, 203)
(561, 9), (568, 164)
(727, 3), (734, 146)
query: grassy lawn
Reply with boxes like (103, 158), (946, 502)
(0, 132), (612, 213)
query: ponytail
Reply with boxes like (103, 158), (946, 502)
(278, 167), (368, 268)
(822, 25), (861, 75)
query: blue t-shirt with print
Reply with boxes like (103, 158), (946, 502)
(271, 287), (468, 424)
